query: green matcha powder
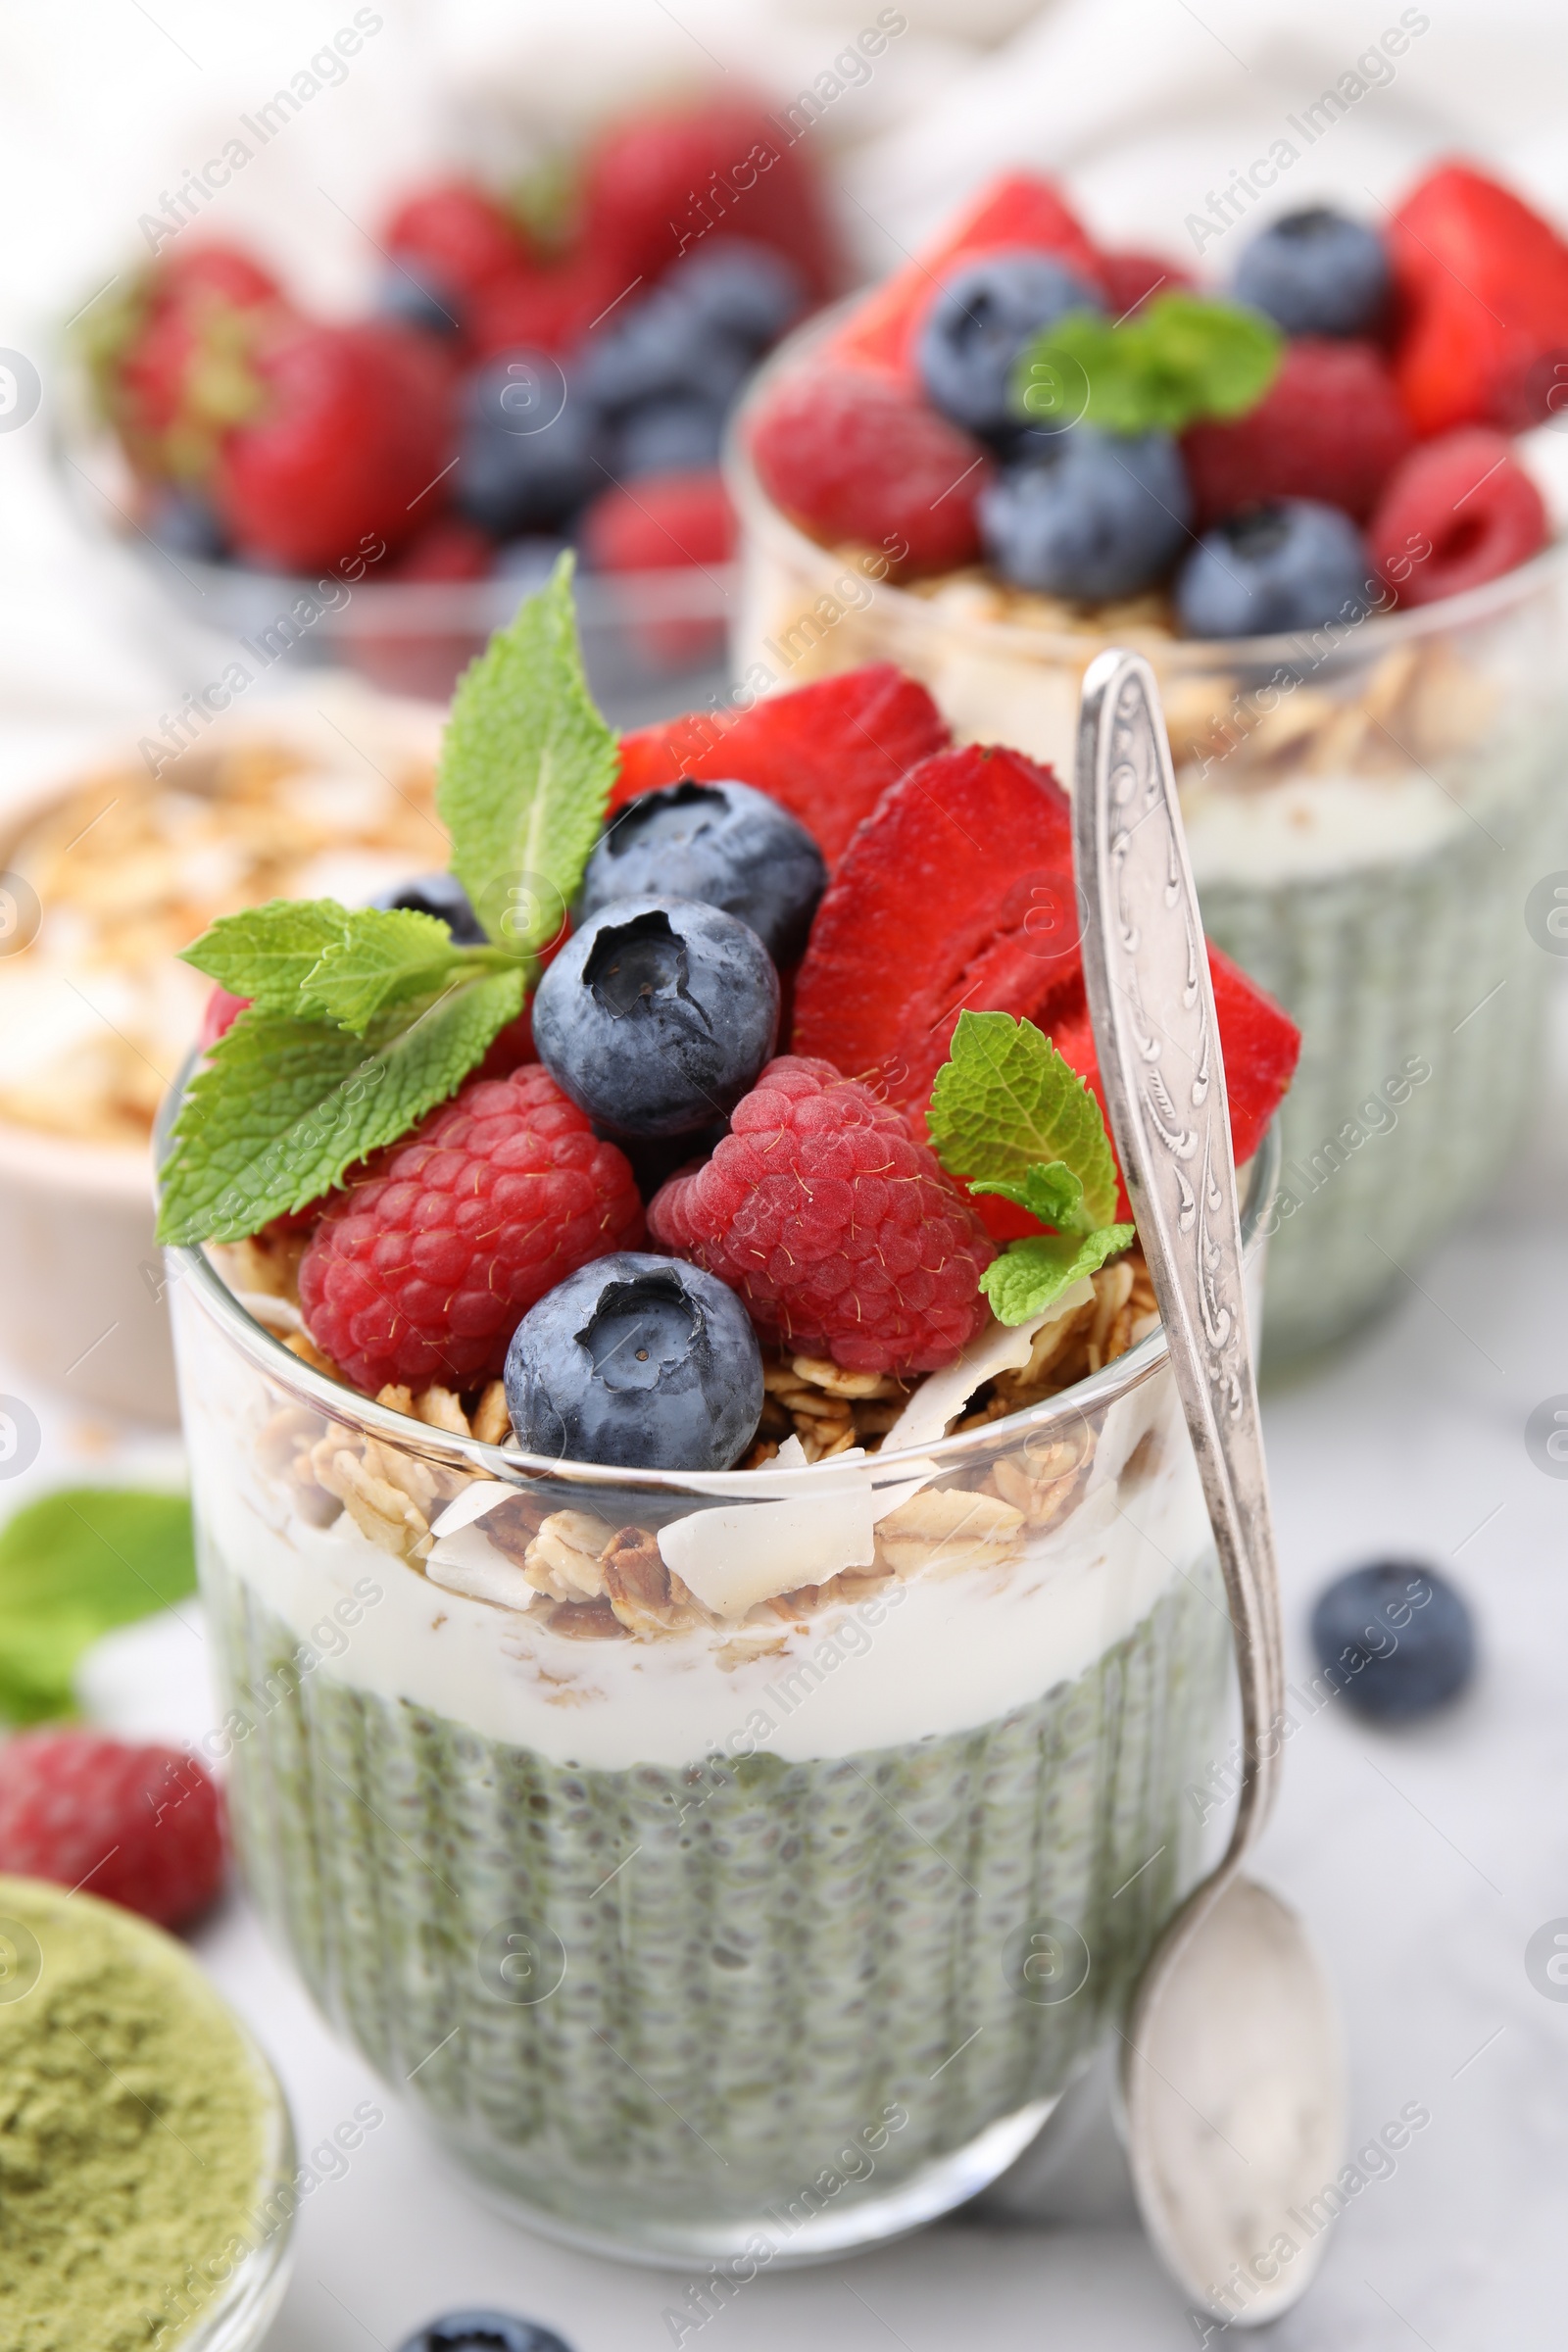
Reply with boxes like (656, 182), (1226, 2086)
(0, 1876), (272, 2351)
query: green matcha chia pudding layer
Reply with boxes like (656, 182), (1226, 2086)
(167, 1150), (1271, 2264)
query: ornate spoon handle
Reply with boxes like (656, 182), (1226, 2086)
(1074, 648), (1285, 1883)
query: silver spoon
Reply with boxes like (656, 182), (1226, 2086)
(1074, 649), (1347, 2328)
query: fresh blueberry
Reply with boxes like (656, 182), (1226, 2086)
(396, 2313), (574, 2352)
(369, 872), (487, 946)
(613, 397), (727, 479)
(979, 427), (1191, 601)
(917, 249), (1102, 442)
(454, 355), (599, 537)
(505, 1251), (763, 1471)
(147, 487), (227, 563)
(1310, 1561), (1476, 1721)
(666, 238), (806, 349)
(531, 896), (779, 1136)
(1176, 500), (1373, 637)
(377, 262), (464, 339)
(1233, 207), (1389, 338)
(578, 288), (753, 419)
(581, 781), (826, 964)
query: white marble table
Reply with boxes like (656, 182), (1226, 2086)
(5, 971), (1559, 2352)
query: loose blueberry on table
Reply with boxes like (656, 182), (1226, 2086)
(1311, 1561), (1477, 1722)
(159, 560), (1300, 1476)
(398, 2315), (573, 2352)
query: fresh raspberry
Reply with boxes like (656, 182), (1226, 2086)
(748, 368), (994, 576)
(612, 663), (950, 869)
(1181, 340), (1412, 526)
(1391, 164), (1568, 435)
(299, 1064), (645, 1394)
(1368, 428), (1547, 607)
(211, 319), (453, 570)
(648, 1055), (995, 1375)
(384, 179), (530, 304)
(0, 1732), (225, 1928)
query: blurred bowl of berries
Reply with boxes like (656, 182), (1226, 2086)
(59, 90), (842, 717)
(729, 162), (1568, 1363)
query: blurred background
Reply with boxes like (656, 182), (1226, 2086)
(2, 5), (1567, 2348)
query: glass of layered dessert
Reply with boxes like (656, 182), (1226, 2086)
(732, 165), (1568, 1359)
(158, 567), (1298, 2263)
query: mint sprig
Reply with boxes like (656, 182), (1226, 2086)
(1013, 294), (1282, 439)
(439, 549), (617, 967)
(929, 1010), (1136, 1326)
(0, 1487), (196, 1726)
(158, 556), (614, 1246)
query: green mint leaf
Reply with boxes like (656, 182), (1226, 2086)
(157, 965), (524, 1245)
(438, 551), (617, 968)
(300, 907), (470, 1034)
(179, 899), (351, 1009)
(0, 1487), (195, 1725)
(982, 1224), (1138, 1327)
(929, 1010), (1121, 1233)
(967, 1159), (1090, 1235)
(1013, 294), (1282, 438)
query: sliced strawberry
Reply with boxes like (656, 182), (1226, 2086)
(612, 663), (951, 868)
(1046, 949), (1299, 1221)
(791, 742), (1082, 1108)
(582, 469), (735, 572)
(1094, 249), (1194, 317)
(792, 742), (1300, 1213)
(1391, 163), (1568, 435)
(825, 172), (1105, 379)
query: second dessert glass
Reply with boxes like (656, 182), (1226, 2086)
(729, 349), (1568, 1360)
(165, 1093), (1276, 2267)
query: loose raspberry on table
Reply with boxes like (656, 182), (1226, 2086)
(299, 1064), (646, 1395)
(0, 1732), (225, 1929)
(647, 1055), (995, 1377)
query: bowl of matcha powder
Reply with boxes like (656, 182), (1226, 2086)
(0, 1874), (296, 2351)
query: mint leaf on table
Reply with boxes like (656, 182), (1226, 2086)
(156, 964), (524, 1245)
(0, 1487), (195, 1725)
(1012, 294), (1282, 439)
(929, 1009), (1137, 1327)
(438, 548), (618, 970)
(180, 898), (351, 1009)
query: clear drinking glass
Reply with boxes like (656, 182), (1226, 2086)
(164, 1089), (1277, 2268)
(729, 325), (1568, 1360)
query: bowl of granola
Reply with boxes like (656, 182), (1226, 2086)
(731, 162), (1568, 1359)
(0, 685), (445, 1418)
(155, 566), (1298, 2261)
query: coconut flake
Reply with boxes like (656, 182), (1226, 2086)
(425, 1521), (538, 1613)
(430, 1480), (517, 1541)
(880, 1281), (1097, 1453)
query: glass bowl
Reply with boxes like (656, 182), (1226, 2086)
(727, 317), (1568, 1362)
(161, 1050), (1277, 2267)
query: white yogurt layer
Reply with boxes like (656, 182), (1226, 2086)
(1180, 766), (1467, 886)
(192, 1366), (1212, 1775)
